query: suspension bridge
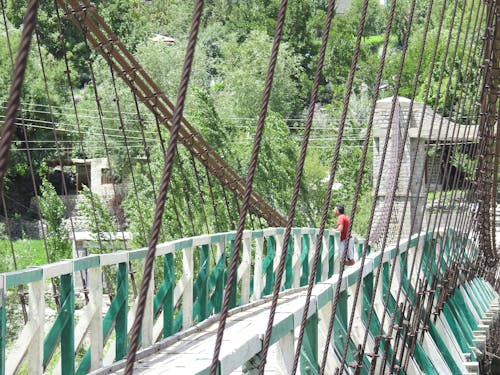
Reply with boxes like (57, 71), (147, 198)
(0, 0), (499, 374)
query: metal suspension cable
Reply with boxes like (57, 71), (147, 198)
(175, 150), (197, 235)
(355, 0), (419, 370)
(257, 0), (337, 372)
(334, 0), (398, 371)
(80, 30), (141, 299)
(53, 0), (112, 271)
(0, 0), (35, 322)
(416, 0), (485, 326)
(189, 153), (210, 234)
(378, 1), (476, 370)
(58, 0), (285, 227)
(416, 0), (483, 333)
(209, 0), (290, 373)
(282, 0), (370, 372)
(394, 1), (485, 367)
(0, 0), (39, 183)
(372, 2), (468, 371)
(125, 1), (204, 372)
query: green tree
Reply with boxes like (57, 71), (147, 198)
(39, 178), (71, 262)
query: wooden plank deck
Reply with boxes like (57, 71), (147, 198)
(92, 287), (326, 375)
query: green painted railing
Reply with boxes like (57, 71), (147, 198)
(0, 227), (498, 375)
(0, 227), (344, 374)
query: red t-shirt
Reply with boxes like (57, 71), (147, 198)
(337, 214), (350, 241)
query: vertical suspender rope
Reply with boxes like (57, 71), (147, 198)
(210, 1), (290, 373)
(357, 0), (419, 370)
(125, 1), (205, 372)
(0, 5), (41, 317)
(334, 0), (397, 372)
(258, 0), (337, 372)
(396, 1), (484, 367)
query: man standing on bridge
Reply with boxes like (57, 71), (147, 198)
(333, 205), (355, 266)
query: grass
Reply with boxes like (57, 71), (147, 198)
(0, 239), (48, 273)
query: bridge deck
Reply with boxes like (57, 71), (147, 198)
(94, 286), (326, 374)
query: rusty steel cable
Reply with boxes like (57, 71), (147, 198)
(125, 1), (205, 372)
(0, 0), (39, 322)
(0, 0), (39, 185)
(394, 1), (486, 367)
(81, 33), (140, 297)
(379, 0), (480, 369)
(209, 1), (290, 373)
(372, 2), (470, 371)
(331, 0), (400, 371)
(257, 0), (337, 372)
(353, 0), (419, 370)
(281, 0), (371, 372)
(57, 0), (286, 228)
(53, 0), (110, 259)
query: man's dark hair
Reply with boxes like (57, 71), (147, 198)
(335, 205), (345, 214)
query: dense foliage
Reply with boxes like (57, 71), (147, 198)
(0, 0), (485, 264)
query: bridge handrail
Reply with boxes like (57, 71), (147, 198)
(0, 227), (467, 375)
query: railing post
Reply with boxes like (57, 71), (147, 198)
(183, 247), (194, 328)
(115, 262), (128, 361)
(142, 267), (154, 347)
(60, 273), (75, 375)
(241, 238), (251, 304)
(334, 232), (341, 274)
(0, 278), (4, 375)
(300, 234), (310, 286)
(253, 237), (264, 300)
(300, 313), (319, 374)
(292, 233), (301, 288)
(213, 241), (225, 311)
(318, 301), (337, 372)
(328, 235), (335, 277)
(89, 266), (103, 371)
(264, 236), (276, 295)
(275, 330), (294, 374)
(199, 244), (210, 319)
(163, 253), (174, 337)
(321, 234), (329, 281)
(275, 233), (284, 289)
(28, 279), (44, 375)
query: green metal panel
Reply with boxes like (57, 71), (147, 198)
(175, 239), (193, 250)
(442, 304), (475, 359)
(128, 249), (147, 261)
(263, 237), (275, 296)
(413, 341), (439, 374)
(5, 267), (43, 288)
(328, 236), (335, 277)
(209, 250), (225, 314)
(229, 240), (237, 308)
(300, 313), (318, 374)
(115, 262), (129, 361)
(269, 314), (294, 345)
(300, 234), (310, 287)
(197, 244), (209, 321)
(163, 253), (174, 337)
(73, 255), (100, 272)
(315, 235), (322, 283)
(61, 274), (75, 375)
(44, 291), (72, 369)
(428, 321), (462, 374)
(449, 294), (478, 330)
(251, 230), (263, 239)
(472, 279), (492, 304)
(0, 288), (5, 375)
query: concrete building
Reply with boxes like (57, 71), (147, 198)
(371, 97), (479, 246)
